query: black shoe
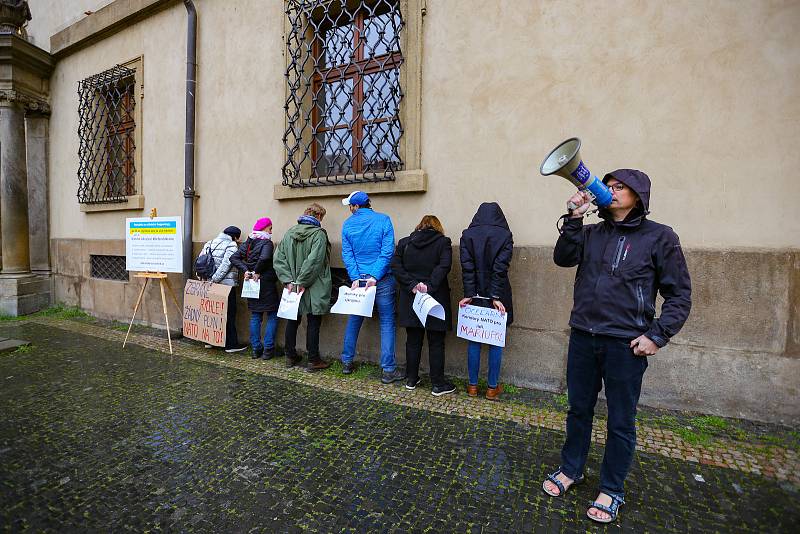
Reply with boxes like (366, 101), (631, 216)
(261, 348), (275, 360)
(226, 344), (249, 354)
(432, 381), (457, 397)
(405, 377), (421, 390)
(342, 362), (354, 375)
(285, 353), (301, 368)
(381, 368), (405, 385)
(250, 348), (262, 359)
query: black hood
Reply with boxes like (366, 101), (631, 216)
(598, 168), (651, 226)
(408, 228), (444, 248)
(603, 168), (651, 212)
(468, 202), (510, 230)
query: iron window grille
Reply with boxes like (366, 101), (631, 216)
(77, 65), (137, 204)
(283, 0), (405, 187)
(90, 255), (129, 281)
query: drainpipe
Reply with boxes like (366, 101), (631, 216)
(182, 0), (197, 279)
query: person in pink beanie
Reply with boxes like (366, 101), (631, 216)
(231, 217), (280, 359)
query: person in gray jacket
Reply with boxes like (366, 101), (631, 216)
(200, 225), (247, 352)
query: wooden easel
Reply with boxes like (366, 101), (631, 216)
(122, 208), (183, 354)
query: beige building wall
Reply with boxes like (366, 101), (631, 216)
(26, 0), (800, 423)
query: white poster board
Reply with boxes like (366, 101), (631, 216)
(126, 217), (183, 273)
(412, 292), (445, 326)
(277, 288), (303, 320)
(456, 304), (508, 347)
(330, 285), (377, 317)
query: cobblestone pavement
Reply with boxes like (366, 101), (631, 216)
(1, 321), (798, 532)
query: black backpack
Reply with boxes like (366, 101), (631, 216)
(194, 241), (222, 281)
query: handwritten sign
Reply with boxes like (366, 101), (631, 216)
(126, 217), (183, 273)
(330, 285), (377, 317)
(182, 279), (231, 347)
(412, 292), (445, 326)
(456, 304), (507, 347)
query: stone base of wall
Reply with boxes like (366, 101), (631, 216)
(0, 273), (52, 316)
(50, 238), (800, 425)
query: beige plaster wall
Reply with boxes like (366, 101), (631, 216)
(40, 0), (800, 249)
(27, 0), (115, 51)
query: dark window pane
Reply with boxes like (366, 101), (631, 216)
(362, 121), (401, 171)
(315, 129), (353, 176)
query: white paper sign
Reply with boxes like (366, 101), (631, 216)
(456, 304), (508, 347)
(241, 279), (261, 299)
(125, 217), (183, 273)
(330, 285), (377, 317)
(412, 292), (445, 326)
(277, 288), (302, 320)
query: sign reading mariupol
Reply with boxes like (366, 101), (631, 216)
(456, 304), (508, 347)
(125, 216), (183, 273)
(182, 280), (231, 347)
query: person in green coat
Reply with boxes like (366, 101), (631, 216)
(273, 203), (332, 371)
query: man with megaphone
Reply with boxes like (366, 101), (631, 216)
(542, 167), (692, 524)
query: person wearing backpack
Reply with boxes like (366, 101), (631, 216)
(230, 217), (280, 360)
(197, 225), (246, 352)
(272, 203), (332, 371)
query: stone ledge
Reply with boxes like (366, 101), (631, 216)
(273, 169), (426, 201)
(50, 0), (176, 58)
(80, 194), (145, 212)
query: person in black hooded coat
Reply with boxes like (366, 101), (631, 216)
(391, 215), (456, 396)
(542, 169), (691, 525)
(458, 202), (513, 401)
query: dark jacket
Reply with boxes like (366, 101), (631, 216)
(230, 237), (279, 313)
(460, 203), (514, 325)
(391, 228), (453, 331)
(553, 168), (692, 346)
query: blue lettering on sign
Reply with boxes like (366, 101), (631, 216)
(130, 221), (177, 229)
(570, 161), (591, 185)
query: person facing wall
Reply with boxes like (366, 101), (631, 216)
(199, 225), (245, 353)
(458, 202), (514, 401)
(273, 203), (332, 371)
(230, 217), (280, 360)
(391, 215), (456, 396)
(338, 190), (404, 384)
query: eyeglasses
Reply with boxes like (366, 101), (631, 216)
(607, 183), (627, 192)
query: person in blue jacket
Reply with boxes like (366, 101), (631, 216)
(339, 191), (404, 384)
(542, 169), (691, 525)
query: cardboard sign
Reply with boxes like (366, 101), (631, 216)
(182, 280), (231, 347)
(456, 304), (508, 347)
(412, 292), (445, 326)
(277, 288), (302, 321)
(126, 217), (182, 273)
(330, 285), (377, 317)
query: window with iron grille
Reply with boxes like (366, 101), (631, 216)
(283, 0), (405, 187)
(77, 64), (139, 204)
(90, 255), (129, 281)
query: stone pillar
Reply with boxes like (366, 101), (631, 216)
(0, 99), (30, 273)
(26, 113), (49, 273)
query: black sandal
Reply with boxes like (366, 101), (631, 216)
(587, 493), (625, 523)
(542, 468), (584, 497)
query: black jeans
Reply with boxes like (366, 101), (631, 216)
(285, 314), (322, 359)
(560, 328), (648, 497)
(224, 287), (239, 349)
(405, 327), (446, 386)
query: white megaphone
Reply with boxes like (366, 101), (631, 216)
(540, 137), (613, 209)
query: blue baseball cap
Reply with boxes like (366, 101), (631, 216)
(341, 190), (370, 206)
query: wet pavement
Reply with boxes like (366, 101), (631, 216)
(1, 322), (798, 532)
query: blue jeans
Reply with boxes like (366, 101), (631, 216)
(467, 341), (503, 388)
(560, 328), (648, 497)
(249, 311), (278, 353)
(340, 276), (396, 372)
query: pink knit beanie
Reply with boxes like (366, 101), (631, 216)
(253, 217), (272, 231)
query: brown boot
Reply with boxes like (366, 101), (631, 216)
(285, 352), (302, 368)
(306, 358), (331, 372)
(466, 384), (479, 397)
(485, 384), (504, 401)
